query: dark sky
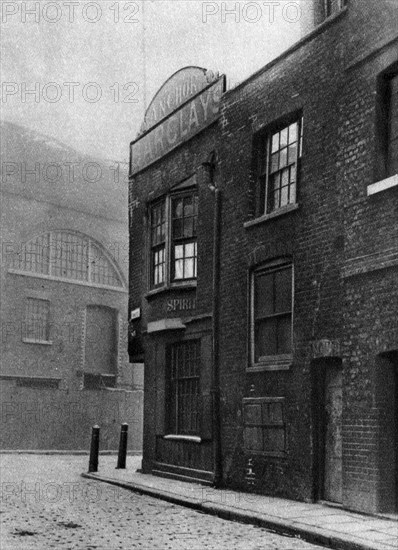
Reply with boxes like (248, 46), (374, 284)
(1, 1), (314, 161)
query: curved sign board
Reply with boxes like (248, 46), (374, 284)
(130, 68), (225, 176)
(140, 66), (220, 134)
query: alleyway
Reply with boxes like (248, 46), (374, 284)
(0, 454), (324, 550)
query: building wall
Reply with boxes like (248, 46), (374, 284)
(1, 124), (143, 451)
(129, 123), (219, 478)
(217, 0), (398, 513)
(337, 0), (398, 513)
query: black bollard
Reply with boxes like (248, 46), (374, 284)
(88, 425), (100, 473)
(116, 423), (128, 469)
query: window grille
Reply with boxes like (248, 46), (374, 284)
(14, 232), (123, 288)
(23, 298), (50, 342)
(168, 340), (200, 435)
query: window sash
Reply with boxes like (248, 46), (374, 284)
(251, 265), (293, 364)
(149, 192), (198, 289)
(257, 118), (302, 216)
(168, 340), (200, 435)
(388, 73), (398, 177)
(23, 298), (50, 342)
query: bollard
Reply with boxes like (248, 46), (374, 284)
(88, 425), (100, 473)
(116, 423), (128, 469)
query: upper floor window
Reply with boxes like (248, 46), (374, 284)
(149, 188), (198, 290)
(325, 0), (347, 18)
(387, 73), (398, 177)
(251, 261), (293, 368)
(255, 117), (303, 217)
(9, 232), (124, 289)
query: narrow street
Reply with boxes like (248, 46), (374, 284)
(0, 454), (325, 550)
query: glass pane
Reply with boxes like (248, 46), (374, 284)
(173, 199), (183, 218)
(185, 258), (194, 278)
(288, 122), (297, 144)
(184, 217), (193, 238)
(275, 268), (292, 313)
(269, 402), (283, 423)
(255, 272), (274, 317)
(184, 196), (193, 217)
(280, 127), (288, 147)
(277, 316), (292, 354)
(271, 152), (279, 173)
(288, 143), (297, 164)
(273, 188), (280, 209)
(244, 427), (263, 451)
(289, 181), (297, 204)
(279, 147), (288, 168)
(173, 219), (183, 238)
(281, 168), (289, 188)
(174, 245), (184, 259)
(271, 132), (279, 153)
(185, 242), (195, 257)
(174, 259), (184, 279)
(280, 185), (289, 207)
(255, 319), (277, 360)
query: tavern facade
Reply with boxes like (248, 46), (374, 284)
(129, 0), (398, 514)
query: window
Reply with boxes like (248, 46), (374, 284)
(251, 262), (293, 367)
(11, 232), (124, 288)
(256, 117), (303, 216)
(149, 189), (198, 289)
(167, 340), (200, 435)
(23, 298), (50, 343)
(387, 73), (398, 177)
(243, 397), (286, 455)
(325, 0), (346, 18)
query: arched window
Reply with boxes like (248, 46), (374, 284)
(10, 231), (124, 289)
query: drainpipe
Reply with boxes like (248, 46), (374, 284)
(204, 151), (223, 487)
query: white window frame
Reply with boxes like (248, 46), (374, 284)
(148, 187), (198, 291)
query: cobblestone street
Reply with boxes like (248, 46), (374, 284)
(0, 454), (325, 550)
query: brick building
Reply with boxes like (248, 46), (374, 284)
(129, 0), (397, 514)
(217, 0), (397, 514)
(1, 121), (143, 451)
(128, 68), (225, 482)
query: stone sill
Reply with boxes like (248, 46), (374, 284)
(244, 204), (299, 229)
(163, 435), (202, 444)
(367, 173), (398, 196)
(145, 282), (197, 300)
(22, 338), (53, 346)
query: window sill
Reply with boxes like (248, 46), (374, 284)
(367, 173), (398, 196)
(163, 434), (202, 444)
(22, 338), (53, 346)
(247, 356), (292, 372)
(145, 282), (197, 300)
(244, 450), (287, 458)
(244, 203), (299, 228)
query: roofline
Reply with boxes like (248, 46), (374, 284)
(224, 7), (347, 98)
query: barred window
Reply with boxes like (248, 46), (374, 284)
(11, 232), (123, 288)
(23, 298), (50, 343)
(168, 340), (200, 435)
